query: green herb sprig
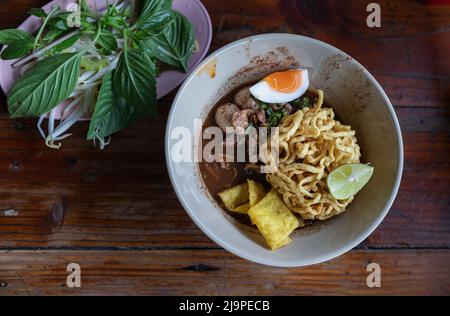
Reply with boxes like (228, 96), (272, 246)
(0, 0), (196, 148)
(252, 96), (287, 128)
(291, 95), (310, 109)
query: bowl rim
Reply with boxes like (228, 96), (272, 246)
(165, 33), (404, 267)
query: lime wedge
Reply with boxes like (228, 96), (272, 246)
(326, 163), (374, 200)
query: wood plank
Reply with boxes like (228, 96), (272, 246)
(0, 1), (448, 251)
(374, 74), (449, 108)
(0, 0), (48, 29)
(1, 0), (449, 105)
(203, 0), (450, 78)
(0, 0), (448, 297)
(0, 249), (448, 295)
(0, 107), (448, 248)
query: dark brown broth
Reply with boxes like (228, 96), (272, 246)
(198, 85), (267, 225)
(198, 84), (320, 227)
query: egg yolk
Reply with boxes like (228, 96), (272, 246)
(264, 69), (302, 93)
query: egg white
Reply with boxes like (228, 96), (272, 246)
(249, 69), (309, 104)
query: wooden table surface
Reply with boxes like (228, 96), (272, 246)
(0, 0), (449, 296)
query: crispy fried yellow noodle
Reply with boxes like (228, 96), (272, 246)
(263, 89), (361, 220)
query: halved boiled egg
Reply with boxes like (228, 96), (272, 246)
(249, 68), (309, 103)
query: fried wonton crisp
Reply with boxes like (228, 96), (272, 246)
(248, 189), (299, 250)
(218, 182), (249, 210)
(248, 179), (266, 208)
(233, 202), (250, 214)
(274, 237), (292, 249)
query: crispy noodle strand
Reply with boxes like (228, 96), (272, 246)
(263, 89), (361, 220)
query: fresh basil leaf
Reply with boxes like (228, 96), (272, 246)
(113, 47), (157, 116)
(141, 11), (194, 72)
(87, 71), (136, 140)
(134, 29), (152, 41)
(0, 29), (33, 46)
(48, 12), (71, 30)
(52, 11), (71, 20)
(29, 8), (47, 17)
(80, 19), (95, 31)
(54, 19), (69, 31)
(8, 53), (81, 118)
(1, 40), (33, 59)
(96, 29), (118, 54)
(135, 0), (173, 32)
(40, 27), (65, 44)
(51, 33), (80, 52)
(0, 29), (34, 60)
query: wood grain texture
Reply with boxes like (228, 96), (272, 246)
(0, 0), (449, 295)
(0, 106), (448, 248)
(0, 249), (449, 295)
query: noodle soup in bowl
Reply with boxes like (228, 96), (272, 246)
(165, 34), (403, 267)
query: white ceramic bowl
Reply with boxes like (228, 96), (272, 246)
(165, 34), (403, 267)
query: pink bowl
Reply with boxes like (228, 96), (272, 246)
(0, 0), (212, 119)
